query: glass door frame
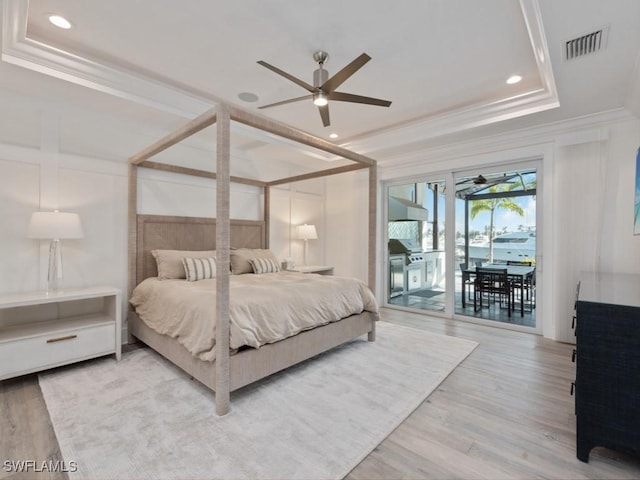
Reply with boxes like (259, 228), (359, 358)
(383, 175), (451, 318)
(383, 158), (543, 335)
(449, 159), (542, 334)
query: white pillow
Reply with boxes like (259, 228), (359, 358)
(152, 249), (216, 279)
(230, 248), (279, 275)
(182, 257), (217, 281)
(248, 257), (281, 274)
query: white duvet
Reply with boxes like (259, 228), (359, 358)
(130, 271), (379, 361)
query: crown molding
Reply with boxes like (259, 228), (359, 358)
(0, 0), (338, 164)
(1, 0), (212, 118)
(2, 0), (559, 165)
(339, 0), (559, 156)
(340, 87), (559, 156)
(377, 108), (635, 171)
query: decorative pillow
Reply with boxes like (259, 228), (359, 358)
(152, 249), (216, 279)
(248, 257), (281, 274)
(230, 248), (279, 275)
(182, 257), (217, 281)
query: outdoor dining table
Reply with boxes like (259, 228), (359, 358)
(461, 263), (535, 317)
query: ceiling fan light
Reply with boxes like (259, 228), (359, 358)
(313, 92), (328, 107)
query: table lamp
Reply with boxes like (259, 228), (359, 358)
(28, 210), (83, 293)
(297, 224), (317, 266)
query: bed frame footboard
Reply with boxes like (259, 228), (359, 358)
(128, 311), (377, 394)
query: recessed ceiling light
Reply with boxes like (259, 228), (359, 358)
(329, 133), (339, 139)
(506, 75), (522, 85)
(238, 92), (259, 103)
(49, 15), (72, 29)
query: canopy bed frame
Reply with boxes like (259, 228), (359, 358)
(128, 103), (377, 415)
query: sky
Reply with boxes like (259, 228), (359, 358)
(410, 177), (537, 237)
(454, 195), (536, 236)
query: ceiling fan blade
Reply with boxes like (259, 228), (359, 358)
(321, 53), (371, 93)
(258, 94), (313, 109)
(319, 104), (330, 127)
(328, 91), (392, 107)
(257, 60), (315, 93)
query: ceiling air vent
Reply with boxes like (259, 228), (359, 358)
(564, 27), (608, 61)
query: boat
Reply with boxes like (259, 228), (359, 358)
(467, 231), (536, 263)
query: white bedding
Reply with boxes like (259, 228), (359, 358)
(130, 271), (378, 361)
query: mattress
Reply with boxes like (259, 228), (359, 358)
(130, 271), (378, 361)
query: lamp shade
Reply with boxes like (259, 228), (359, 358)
(27, 211), (83, 239)
(297, 224), (317, 240)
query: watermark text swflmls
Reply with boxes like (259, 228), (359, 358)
(3, 459), (78, 473)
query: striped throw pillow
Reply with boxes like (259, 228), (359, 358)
(248, 257), (281, 274)
(182, 257), (217, 281)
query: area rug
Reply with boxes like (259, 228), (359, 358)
(39, 321), (477, 480)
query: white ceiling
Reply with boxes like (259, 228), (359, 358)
(1, 0), (639, 175)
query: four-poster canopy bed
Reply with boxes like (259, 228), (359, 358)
(127, 102), (378, 415)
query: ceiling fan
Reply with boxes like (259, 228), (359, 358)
(257, 51), (392, 127)
(473, 174), (488, 185)
(471, 173), (519, 186)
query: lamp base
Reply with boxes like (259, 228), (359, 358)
(303, 239), (308, 266)
(47, 239), (63, 294)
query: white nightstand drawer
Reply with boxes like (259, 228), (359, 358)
(0, 286), (121, 380)
(0, 322), (115, 380)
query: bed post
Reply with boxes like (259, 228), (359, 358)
(264, 185), (270, 249)
(368, 163), (377, 342)
(215, 104), (231, 416)
(127, 164), (138, 343)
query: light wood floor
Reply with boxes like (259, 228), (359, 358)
(2, 308), (640, 480)
(348, 308), (640, 479)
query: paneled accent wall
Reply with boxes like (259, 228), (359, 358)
(0, 142), (326, 340)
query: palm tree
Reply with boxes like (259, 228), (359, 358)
(470, 184), (525, 262)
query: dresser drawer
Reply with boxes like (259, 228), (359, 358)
(0, 322), (115, 379)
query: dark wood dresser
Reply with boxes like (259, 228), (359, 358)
(575, 272), (640, 462)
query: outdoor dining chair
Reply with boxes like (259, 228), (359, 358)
(474, 267), (511, 316)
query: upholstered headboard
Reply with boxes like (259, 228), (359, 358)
(135, 214), (266, 285)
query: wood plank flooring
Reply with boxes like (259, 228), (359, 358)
(348, 308), (640, 479)
(1, 308), (640, 479)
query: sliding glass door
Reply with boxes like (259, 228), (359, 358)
(384, 160), (541, 333)
(453, 164), (539, 331)
(386, 180), (446, 313)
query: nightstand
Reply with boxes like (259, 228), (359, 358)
(288, 265), (334, 275)
(0, 286), (121, 381)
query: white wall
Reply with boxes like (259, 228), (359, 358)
(0, 157), (40, 292)
(551, 119), (640, 341)
(269, 180), (325, 266)
(0, 145), (130, 329)
(324, 169), (370, 281)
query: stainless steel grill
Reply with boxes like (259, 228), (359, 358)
(388, 239), (425, 297)
(388, 239), (425, 264)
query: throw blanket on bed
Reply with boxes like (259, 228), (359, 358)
(130, 272), (379, 361)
